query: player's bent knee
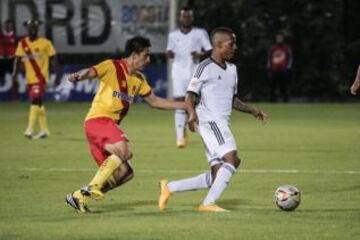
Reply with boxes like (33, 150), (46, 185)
(117, 150), (132, 162)
(123, 151), (133, 161)
(228, 155), (240, 169)
(105, 142), (132, 162)
(233, 156), (241, 169)
(222, 151), (241, 169)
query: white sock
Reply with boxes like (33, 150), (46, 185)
(202, 163), (236, 206)
(175, 109), (187, 141)
(168, 172), (212, 193)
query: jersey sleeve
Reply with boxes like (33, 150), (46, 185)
(138, 78), (152, 97)
(92, 60), (112, 81)
(46, 40), (56, 57)
(166, 32), (175, 51)
(15, 41), (25, 57)
(187, 65), (208, 95)
(200, 29), (212, 51)
(133, 71), (152, 97)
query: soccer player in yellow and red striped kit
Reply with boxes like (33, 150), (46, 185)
(12, 19), (59, 139)
(65, 36), (185, 213)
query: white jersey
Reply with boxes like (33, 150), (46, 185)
(167, 27), (212, 82)
(187, 58), (238, 124)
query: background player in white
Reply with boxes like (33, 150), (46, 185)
(166, 7), (212, 148)
(159, 27), (268, 212)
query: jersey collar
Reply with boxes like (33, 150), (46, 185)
(119, 59), (129, 75)
(210, 57), (227, 70)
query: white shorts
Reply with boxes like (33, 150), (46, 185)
(198, 121), (237, 167)
(173, 78), (191, 98)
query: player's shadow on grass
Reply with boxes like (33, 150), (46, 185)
(91, 198), (281, 215)
(94, 199), (158, 213)
(218, 198), (249, 210)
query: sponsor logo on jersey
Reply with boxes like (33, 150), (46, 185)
(113, 91), (134, 103)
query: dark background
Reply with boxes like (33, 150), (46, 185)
(188, 0), (360, 101)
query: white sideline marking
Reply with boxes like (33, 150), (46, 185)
(18, 168), (360, 175)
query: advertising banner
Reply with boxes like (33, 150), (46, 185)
(0, 0), (169, 53)
(0, 63), (168, 101)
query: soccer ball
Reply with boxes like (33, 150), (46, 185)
(274, 185), (301, 211)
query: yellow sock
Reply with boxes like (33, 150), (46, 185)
(26, 105), (40, 133)
(89, 155), (122, 190)
(38, 105), (49, 134)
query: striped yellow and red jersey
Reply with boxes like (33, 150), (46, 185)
(85, 59), (152, 123)
(15, 36), (56, 84)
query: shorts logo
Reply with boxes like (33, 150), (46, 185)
(113, 91), (134, 103)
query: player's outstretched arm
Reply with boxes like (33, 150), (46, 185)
(233, 96), (268, 123)
(143, 92), (185, 110)
(68, 67), (97, 83)
(185, 92), (199, 132)
(350, 65), (360, 95)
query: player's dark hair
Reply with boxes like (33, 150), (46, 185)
(124, 36), (151, 57)
(210, 27), (235, 44)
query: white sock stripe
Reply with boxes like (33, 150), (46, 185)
(222, 163), (236, 174)
(205, 172), (212, 187)
(209, 158), (222, 165)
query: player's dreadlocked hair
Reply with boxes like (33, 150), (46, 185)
(124, 36), (151, 57)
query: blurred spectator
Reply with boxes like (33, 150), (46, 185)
(0, 19), (19, 100)
(350, 65), (360, 95)
(266, 33), (293, 102)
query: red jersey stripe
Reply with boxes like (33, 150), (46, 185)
(20, 39), (46, 86)
(112, 60), (129, 124)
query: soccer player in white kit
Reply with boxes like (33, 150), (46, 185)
(159, 27), (268, 212)
(166, 7), (212, 148)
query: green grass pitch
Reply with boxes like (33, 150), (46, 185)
(0, 102), (359, 240)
